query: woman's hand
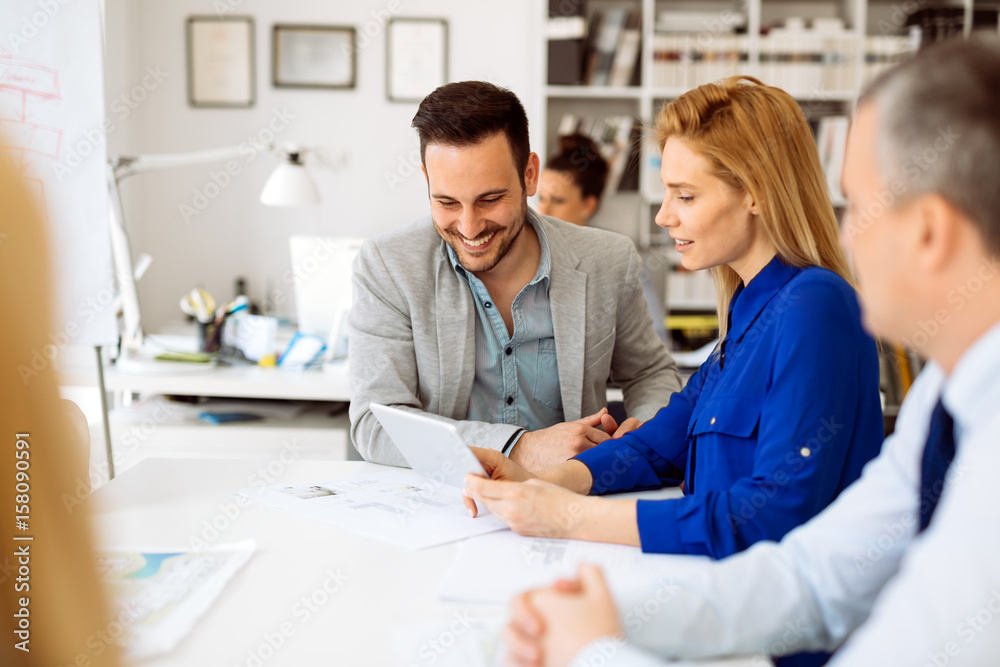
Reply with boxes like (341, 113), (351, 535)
(505, 564), (623, 667)
(462, 476), (588, 538)
(463, 446), (537, 517)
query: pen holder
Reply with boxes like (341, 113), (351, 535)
(198, 320), (221, 353)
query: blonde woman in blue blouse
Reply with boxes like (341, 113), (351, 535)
(463, 77), (884, 560)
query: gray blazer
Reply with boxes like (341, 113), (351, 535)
(348, 212), (682, 466)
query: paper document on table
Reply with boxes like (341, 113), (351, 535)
(236, 469), (508, 550)
(95, 540), (254, 659)
(438, 530), (711, 605)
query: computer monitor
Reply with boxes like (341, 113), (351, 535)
(288, 236), (364, 358)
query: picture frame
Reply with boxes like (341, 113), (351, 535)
(273, 24), (356, 89)
(386, 18), (448, 102)
(186, 16), (255, 108)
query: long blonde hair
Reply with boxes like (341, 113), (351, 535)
(655, 76), (853, 338)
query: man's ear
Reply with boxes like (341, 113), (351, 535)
(583, 195), (599, 220)
(524, 152), (540, 198)
(915, 193), (960, 274)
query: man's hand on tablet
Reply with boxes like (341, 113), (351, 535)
(508, 409), (614, 470)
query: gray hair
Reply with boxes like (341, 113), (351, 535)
(858, 35), (1000, 254)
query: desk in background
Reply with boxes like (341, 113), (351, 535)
(58, 335), (356, 478)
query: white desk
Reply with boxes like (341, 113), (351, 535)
(90, 459), (767, 667)
(58, 338), (355, 474)
(58, 335), (352, 402)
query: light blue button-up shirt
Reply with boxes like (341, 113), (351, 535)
(446, 215), (564, 433)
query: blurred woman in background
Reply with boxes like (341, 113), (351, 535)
(537, 133), (668, 343)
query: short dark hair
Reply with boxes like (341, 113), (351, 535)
(859, 35), (1000, 254)
(545, 133), (609, 200)
(412, 81), (530, 188)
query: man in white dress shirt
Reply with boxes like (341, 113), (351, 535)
(502, 36), (1000, 667)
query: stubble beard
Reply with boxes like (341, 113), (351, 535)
(443, 199), (528, 274)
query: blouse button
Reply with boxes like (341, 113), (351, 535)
(709, 416), (716, 425)
(800, 447), (812, 458)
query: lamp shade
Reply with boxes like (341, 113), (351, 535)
(260, 158), (320, 207)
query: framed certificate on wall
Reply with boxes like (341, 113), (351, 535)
(186, 16), (255, 107)
(386, 18), (448, 102)
(273, 25), (356, 89)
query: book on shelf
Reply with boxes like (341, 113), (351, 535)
(655, 9), (746, 33)
(862, 35), (914, 87)
(652, 33), (748, 90)
(554, 114), (639, 194)
(650, 14), (917, 96)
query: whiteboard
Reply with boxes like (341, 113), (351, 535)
(0, 0), (116, 345)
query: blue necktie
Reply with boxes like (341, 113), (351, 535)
(918, 398), (956, 532)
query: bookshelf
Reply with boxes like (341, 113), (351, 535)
(539, 0), (982, 316)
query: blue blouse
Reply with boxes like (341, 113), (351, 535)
(575, 256), (884, 557)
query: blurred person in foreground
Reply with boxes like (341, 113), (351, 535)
(0, 144), (121, 667)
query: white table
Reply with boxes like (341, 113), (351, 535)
(90, 459), (767, 667)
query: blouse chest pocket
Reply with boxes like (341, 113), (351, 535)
(688, 395), (763, 491)
(690, 395), (763, 441)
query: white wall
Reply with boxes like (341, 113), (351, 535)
(105, 0), (541, 330)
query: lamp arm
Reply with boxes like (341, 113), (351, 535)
(111, 144), (268, 182)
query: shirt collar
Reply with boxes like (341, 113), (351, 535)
(446, 210), (552, 287)
(727, 255), (801, 343)
(941, 318), (1000, 439)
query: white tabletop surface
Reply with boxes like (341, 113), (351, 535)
(58, 335), (352, 401)
(90, 459), (765, 667)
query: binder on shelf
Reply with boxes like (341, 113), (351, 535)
(585, 8), (627, 86)
(608, 11), (642, 87)
(816, 116), (850, 205)
(547, 5), (587, 86)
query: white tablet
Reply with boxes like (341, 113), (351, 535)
(368, 403), (489, 488)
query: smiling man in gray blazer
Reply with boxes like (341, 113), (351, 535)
(349, 81), (681, 469)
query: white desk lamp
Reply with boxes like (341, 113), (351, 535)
(107, 142), (320, 369)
